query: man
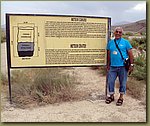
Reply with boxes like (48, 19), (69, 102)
(105, 27), (134, 106)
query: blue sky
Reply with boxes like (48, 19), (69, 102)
(1, 1), (146, 25)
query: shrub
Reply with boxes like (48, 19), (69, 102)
(131, 37), (146, 51)
(131, 54), (146, 81)
(139, 37), (146, 45)
(1, 73), (8, 86)
(97, 66), (107, 76)
(127, 78), (146, 101)
(125, 32), (133, 36)
(9, 68), (79, 108)
(1, 30), (6, 43)
(121, 35), (129, 40)
(130, 40), (139, 49)
(138, 45), (146, 52)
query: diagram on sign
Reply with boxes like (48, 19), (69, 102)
(12, 23), (39, 57)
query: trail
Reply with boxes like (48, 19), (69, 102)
(1, 43), (146, 122)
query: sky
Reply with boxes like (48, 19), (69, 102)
(1, 1), (146, 26)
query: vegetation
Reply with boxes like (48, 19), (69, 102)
(124, 32), (133, 36)
(131, 54), (146, 81)
(130, 37), (146, 51)
(127, 78), (146, 102)
(125, 36), (146, 82)
(1, 29), (6, 43)
(1, 68), (81, 108)
(121, 34), (128, 40)
(1, 73), (8, 85)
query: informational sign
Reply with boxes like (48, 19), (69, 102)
(6, 14), (111, 68)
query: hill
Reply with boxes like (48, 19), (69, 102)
(112, 19), (146, 33)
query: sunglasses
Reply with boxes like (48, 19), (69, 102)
(116, 30), (122, 34)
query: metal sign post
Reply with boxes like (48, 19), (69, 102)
(7, 66), (12, 104)
(6, 14), (12, 103)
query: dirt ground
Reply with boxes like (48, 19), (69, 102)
(1, 43), (146, 122)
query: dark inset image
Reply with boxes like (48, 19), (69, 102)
(17, 42), (34, 57)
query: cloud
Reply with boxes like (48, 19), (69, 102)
(133, 2), (146, 11)
(126, 2), (146, 12)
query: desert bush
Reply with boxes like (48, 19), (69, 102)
(1, 73), (8, 86)
(125, 32), (133, 36)
(134, 54), (146, 66)
(130, 40), (139, 49)
(140, 32), (146, 35)
(131, 37), (146, 51)
(138, 45), (146, 52)
(132, 65), (146, 81)
(121, 35), (129, 40)
(1, 30), (6, 43)
(131, 54), (146, 81)
(127, 78), (146, 101)
(9, 68), (79, 108)
(97, 66), (107, 76)
(139, 37), (146, 45)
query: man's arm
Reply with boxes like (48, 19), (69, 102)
(128, 49), (134, 64)
(128, 49), (134, 72)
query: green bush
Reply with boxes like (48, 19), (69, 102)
(132, 65), (146, 81)
(131, 37), (146, 51)
(125, 32), (133, 36)
(139, 37), (146, 45)
(140, 32), (146, 35)
(122, 35), (129, 40)
(130, 40), (139, 49)
(131, 54), (146, 81)
(138, 45), (146, 52)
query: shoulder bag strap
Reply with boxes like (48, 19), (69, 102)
(114, 39), (124, 60)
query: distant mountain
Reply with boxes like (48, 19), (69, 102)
(113, 21), (132, 26)
(112, 19), (146, 33)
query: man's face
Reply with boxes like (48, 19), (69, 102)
(114, 29), (123, 39)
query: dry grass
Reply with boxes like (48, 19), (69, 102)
(1, 68), (82, 108)
(1, 73), (9, 110)
(1, 30), (6, 43)
(127, 78), (146, 101)
(1, 67), (146, 108)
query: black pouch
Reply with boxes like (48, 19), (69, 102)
(124, 58), (130, 71)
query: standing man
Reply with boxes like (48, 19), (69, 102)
(105, 27), (134, 106)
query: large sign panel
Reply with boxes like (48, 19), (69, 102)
(6, 14), (111, 68)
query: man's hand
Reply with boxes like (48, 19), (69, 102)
(128, 65), (134, 75)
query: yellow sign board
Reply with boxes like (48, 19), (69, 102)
(6, 14), (111, 68)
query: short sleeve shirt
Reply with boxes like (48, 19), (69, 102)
(106, 38), (132, 66)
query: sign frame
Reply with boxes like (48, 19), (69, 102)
(6, 13), (111, 69)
